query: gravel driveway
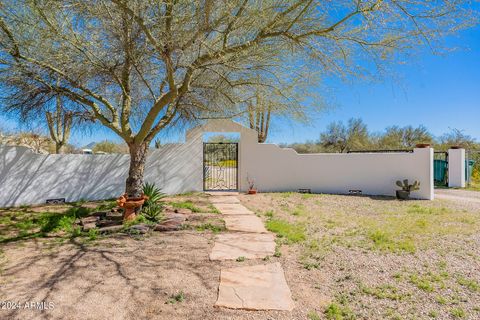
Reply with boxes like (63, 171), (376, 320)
(435, 188), (480, 210)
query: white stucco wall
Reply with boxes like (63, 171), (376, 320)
(0, 130), (204, 207)
(0, 146), (129, 207)
(241, 144), (433, 199)
(0, 119), (434, 207)
(448, 148), (466, 188)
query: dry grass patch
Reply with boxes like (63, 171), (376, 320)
(248, 194), (480, 257)
(240, 192), (480, 320)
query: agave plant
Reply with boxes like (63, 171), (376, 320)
(141, 182), (165, 221)
(142, 182), (166, 206)
(142, 202), (164, 222)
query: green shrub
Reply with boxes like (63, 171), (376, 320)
(57, 215), (76, 233)
(71, 226), (82, 237)
(264, 210), (274, 218)
(457, 276), (479, 292)
(208, 204), (221, 214)
(39, 207), (90, 234)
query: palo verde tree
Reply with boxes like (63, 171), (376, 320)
(0, 0), (476, 196)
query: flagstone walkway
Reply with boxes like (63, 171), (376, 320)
(209, 194), (294, 311)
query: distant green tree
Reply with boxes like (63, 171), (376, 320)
(377, 125), (433, 149)
(285, 122), (478, 156)
(437, 128), (476, 149)
(320, 118), (370, 153)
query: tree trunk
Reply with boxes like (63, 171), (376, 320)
(125, 142), (149, 198)
(55, 142), (64, 154)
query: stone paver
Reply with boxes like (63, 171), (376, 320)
(210, 195), (294, 311)
(213, 203), (253, 215)
(206, 191), (239, 196)
(209, 233), (275, 260)
(215, 262), (295, 311)
(209, 196), (241, 204)
(223, 215), (268, 233)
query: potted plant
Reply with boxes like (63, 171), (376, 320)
(415, 143), (430, 148)
(247, 176), (257, 195)
(395, 179), (420, 200)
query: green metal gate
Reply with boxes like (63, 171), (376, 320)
(434, 151), (448, 186)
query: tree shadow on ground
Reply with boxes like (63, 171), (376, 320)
(0, 205), (93, 244)
(0, 231), (220, 320)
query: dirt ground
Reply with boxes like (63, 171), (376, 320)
(1, 192), (479, 320)
(1, 231), (307, 320)
(0, 195), (298, 320)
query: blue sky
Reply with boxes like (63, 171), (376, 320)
(1, 19), (479, 147)
(268, 24), (480, 144)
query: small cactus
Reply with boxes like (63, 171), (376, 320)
(396, 179), (420, 192)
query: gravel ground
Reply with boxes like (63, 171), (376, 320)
(435, 189), (480, 211)
(1, 192), (479, 320)
(239, 193), (480, 320)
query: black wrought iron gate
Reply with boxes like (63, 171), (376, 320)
(203, 143), (238, 191)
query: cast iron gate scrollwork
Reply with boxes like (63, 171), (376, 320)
(203, 143), (238, 191)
